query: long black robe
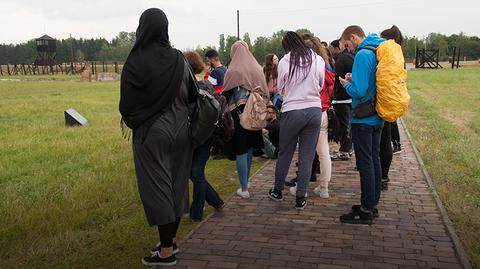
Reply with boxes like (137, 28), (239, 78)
(133, 64), (193, 226)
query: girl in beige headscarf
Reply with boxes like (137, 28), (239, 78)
(222, 41), (268, 199)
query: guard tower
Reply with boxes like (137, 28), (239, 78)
(34, 35), (56, 66)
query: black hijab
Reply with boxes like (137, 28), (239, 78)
(119, 8), (185, 131)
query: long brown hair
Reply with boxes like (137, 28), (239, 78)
(263, 53), (278, 83)
(301, 34), (331, 68)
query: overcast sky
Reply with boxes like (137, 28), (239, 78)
(1, 0), (478, 49)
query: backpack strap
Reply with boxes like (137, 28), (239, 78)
(359, 45), (377, 53)
(357, 46), (377, 104)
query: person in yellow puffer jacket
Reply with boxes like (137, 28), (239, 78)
(378, 25), (405, 191)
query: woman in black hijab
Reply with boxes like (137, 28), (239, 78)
(120, 8), (193, 267)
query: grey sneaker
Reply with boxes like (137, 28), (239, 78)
(313, 187), (329, 198)
(331, 151), (350, 161)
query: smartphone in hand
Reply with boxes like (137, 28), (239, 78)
(345, 73), (352, 82)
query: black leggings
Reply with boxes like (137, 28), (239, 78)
(157, 217), (181, 248)
(391, 121), (401, 144)
(380, 122), (392, 180)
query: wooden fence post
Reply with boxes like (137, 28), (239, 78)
(456, 48), (461, 69)
(451, 47), (456, 69)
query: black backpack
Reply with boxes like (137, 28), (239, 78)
(212, 92), (235, 146)
(188, 73), (221, 145)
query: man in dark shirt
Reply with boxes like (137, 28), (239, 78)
(205, 49), (227, 159)
(331, 40), (355, 161)
(205, 49), (227, 94)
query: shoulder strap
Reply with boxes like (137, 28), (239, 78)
(355, 47), (377, 103)
(359, 45), (377, 53)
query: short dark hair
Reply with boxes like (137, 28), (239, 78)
(330, 39), (340, 49)
(321, 41), (328, 47)
(205, 49), (219, 59)
(381, 25), (404, 45)
(341, 25), (366, 40)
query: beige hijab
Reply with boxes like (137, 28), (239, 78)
(223, 41), (269, 96)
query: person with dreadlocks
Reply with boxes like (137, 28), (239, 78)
(285, 33), (333, 186)
(268, 31), (325, 210)
(119, 8), (194, 266)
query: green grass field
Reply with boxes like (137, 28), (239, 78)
(405, 67), (480, 268)
(0, 78), (265, 268)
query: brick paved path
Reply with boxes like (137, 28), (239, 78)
(170, 122), (468, 269)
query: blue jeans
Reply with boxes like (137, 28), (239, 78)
(351, 123), (383, 211)
(236, 148), (253, 190)
(190, 143), (223, 221)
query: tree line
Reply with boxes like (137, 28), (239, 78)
(1, 30), (479, 65)
(0, 32), (135, 65)
(200, 31), (480, 64)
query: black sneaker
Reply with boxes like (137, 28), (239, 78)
(351, 205), (379, 218)
(285, 177), (297, 187)
(142, 251), (176, 266)
(381, 178), (390, 191)
(214, 201), (225, 212)
(268, 189), (283, 201)
(295, 196), (307, 210)
(340, 206), (374, 224)
(392, 144), (403, 155)
(151, 243), (179, 255)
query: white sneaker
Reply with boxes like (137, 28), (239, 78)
(289, 186), (307, 197)
(236, 188), (250, 199)
(314, 187), (329, 198)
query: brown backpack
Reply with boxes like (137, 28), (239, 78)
(239, 87), (268, 131)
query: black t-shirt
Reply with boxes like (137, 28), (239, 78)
(333, 50), (354, 101)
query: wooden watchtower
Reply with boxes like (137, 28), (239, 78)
(34, 35), (56, 66)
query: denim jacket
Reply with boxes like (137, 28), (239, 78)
(225, 86), (249, 111)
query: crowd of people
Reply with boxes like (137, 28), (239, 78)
(119, 8), (407, 267)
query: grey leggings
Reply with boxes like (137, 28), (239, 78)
(274, 107), (322, 197)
